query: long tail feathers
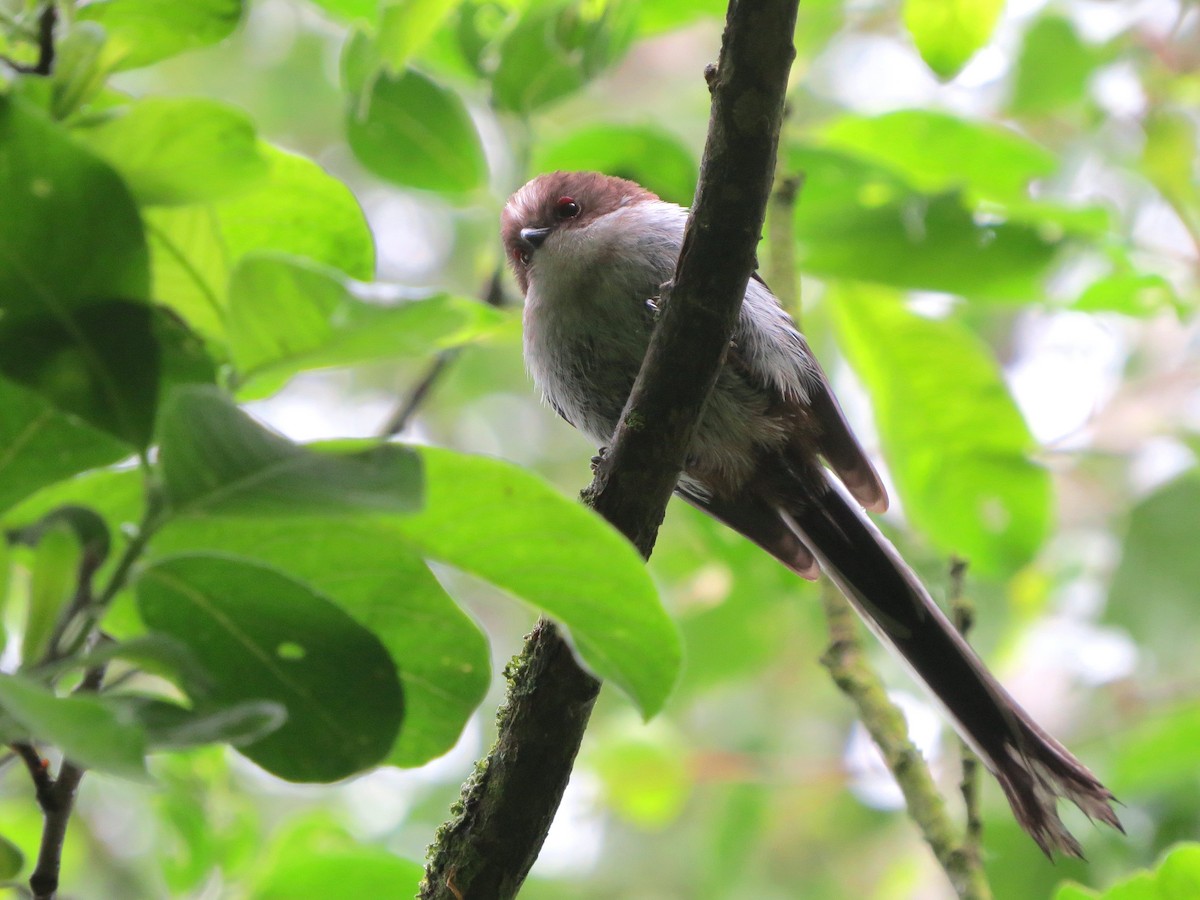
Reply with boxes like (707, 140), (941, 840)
(775, 475), (1122, 857)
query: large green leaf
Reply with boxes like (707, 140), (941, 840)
(76, 0), (243, 71)
(1053, 844), (1200, 899)
(829, 286), (1052, 574)
(72, 97), (268, 205)
(143, 205), (231, 342)
(903, 0), (1003, 80)
(346, 68), (486, 196)
(491, 0), (637, 113)
(788, 145), (1061, 301)
(0, 96), (149, 316)
(136, 555), (403, 782)
(820, 110), (1056, 203)
(149, 518), (489, 767)
(531, 124), (698, 207)
(217, 144), (375, 281)
(0, 377), (131, 514)
(0, 673), (149, 780)
(157, 386), (423, 517)
(1009, 16), (1102, 117)
(377, 0), (461, 72)
(393, 446), (681, 718)
(227, 253), (504, 398)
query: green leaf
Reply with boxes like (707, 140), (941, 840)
(1108, 472), (1200, 670)
(0, 832), (23, 881)
(1054, 844), (1200, 899)
(72, 97), (269, 205)
(143, 205), (230, 342)
(636, 0), (725, 35)
(491, 0), (637, 113)
(589, 722), (691, 828)
(158, 386), (423, 517)
(21, 522), (81, 665)
(76, 0), (243, 71)
(0, 96), (149, 316)
(377, 0), (460, 72)
(788, 145), (1060, 301)
(227, 253), (505, 398)
(346, 68), (486, 196)
(1074, 270), (1178, 316)
(1010, 16), (1101, 117)
(820, 111), (1057, 203)
(136, 554), (404, 782)
(149, 517), (490, 767)
(305, 0), (377, 20)
(1142, 111), (1200, 240)
(0, 673), (149, 780)
(0, 377), (132, 514)
(903, 0), (1003, 80)
(216, 144), (375, 281)
(531, 123), (698, 206)
(829, 286), (1052, 574)
(393, 446), (680, 718)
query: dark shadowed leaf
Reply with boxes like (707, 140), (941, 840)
(76, 0), (243, 71)
(829, 286), (1052, 574)
(136, 554), (403, 782)
(157, 386), (422, 517)
(346, 68), (486, 195)
(149, 517), (490, 767)
(0, 832), (22, 881)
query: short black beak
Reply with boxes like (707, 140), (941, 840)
(519, 226), (552, 249)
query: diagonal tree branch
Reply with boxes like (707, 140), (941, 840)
(419, 2), (799, 897)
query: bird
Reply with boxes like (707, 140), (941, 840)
(501, 170), (1122, 857)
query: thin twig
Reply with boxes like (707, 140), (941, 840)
(949, 558), (988, 865)
(379, 270), (506, 439)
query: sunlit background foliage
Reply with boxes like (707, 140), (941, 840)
(0, 0), (1198, 897)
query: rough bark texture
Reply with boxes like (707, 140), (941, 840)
(419, 2), (799, 897)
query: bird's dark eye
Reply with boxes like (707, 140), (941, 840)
(515, 247), (531, 267)
(554, 196), (580, 219)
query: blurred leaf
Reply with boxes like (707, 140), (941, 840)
(51, 21), (116, 119)
(143, 205), (230, 342)
(1074, 270), (1178, 316)
(1110, 702), (1200, 794)
(158, 386), (423, 517)
(378, 0), (460, 72)
(149, 518), (490, 767)
(788, 145), (1061, 300)
(21, 522), (80, 665)
(216, 144), (376, 280)
(0, 96), (149, 316)
(590, 723), (691, 828)
(0, 377), (132, 514)
(393, 446), (681, 718)
(76, 0), (243, 71)
(72, 97), (268, 205)
(1142, 111), (1200, 241)
(112, 696), (287, 750)
(636, 0), (724, 35)
(1010, 16), (1102, 117)
(903, 0), (1003, 80)
(829, 286), (1052, 574)
(227, 253), (504, 398)
(346, 67), (486, 196)
(531, 123), (698, 206)
(1054, 844), (1200, 899)
(820, 110), (1056, 202)
(1108, 472), (1200, 670)
(251, 816), (423, 900)
(0, 832), (22, 881)
(0, 673), (149, 780)
(491, 0), (636, 113)
(136, 554), (404, 782)
(305, 0), (376, 20)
